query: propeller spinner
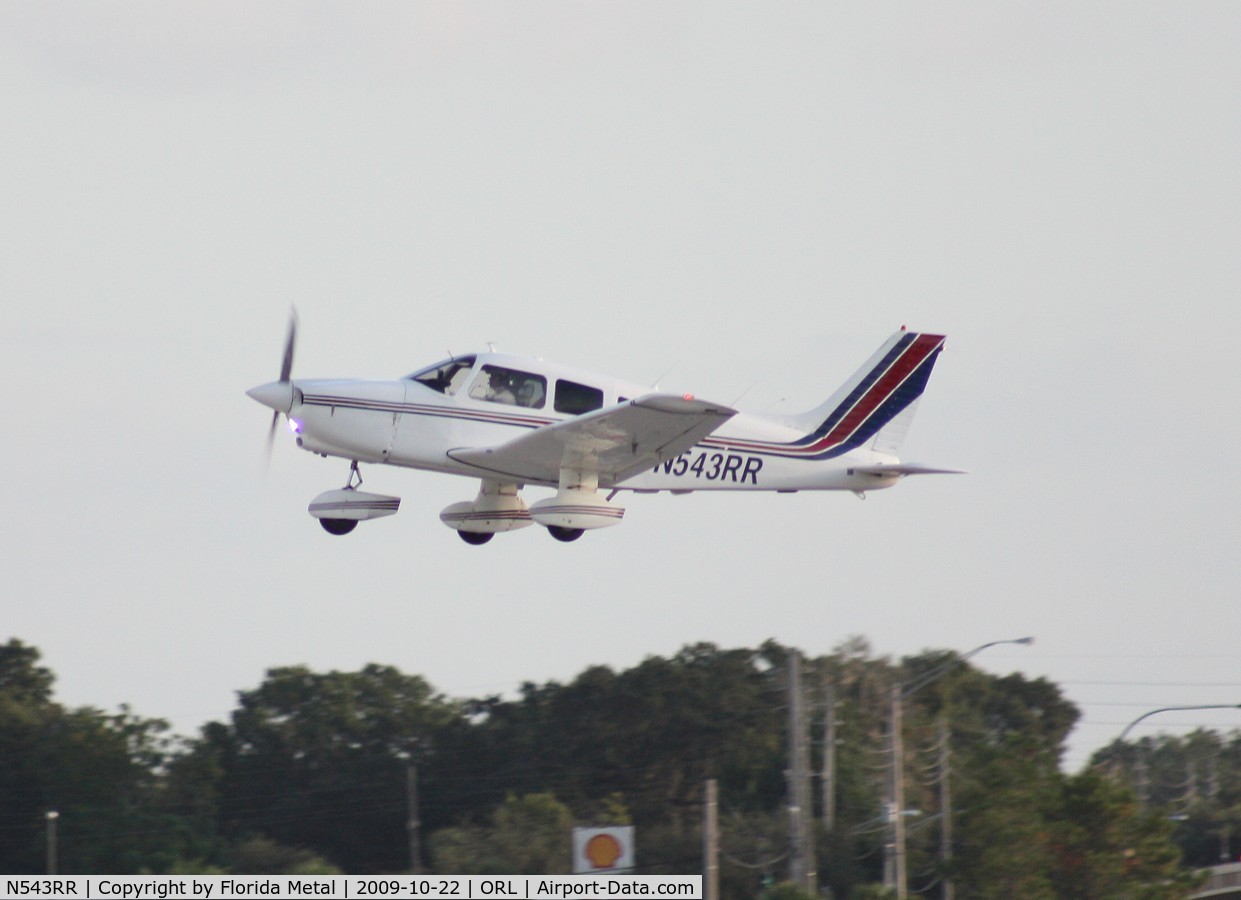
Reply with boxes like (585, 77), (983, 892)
(246, 309), (299, 458)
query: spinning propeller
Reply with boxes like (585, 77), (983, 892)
(246, 309), (299, 460)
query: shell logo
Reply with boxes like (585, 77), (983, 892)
(572, 826), (635, 873)
(584, 833), (622, 869)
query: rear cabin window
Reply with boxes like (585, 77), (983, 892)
(407, 356), (475, 395)
(468, 364), (547, 409)
(555, 379), (605, 415)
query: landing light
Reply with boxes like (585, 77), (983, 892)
(287, 418), (303, 434)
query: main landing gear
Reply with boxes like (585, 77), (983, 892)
(455, 524), (583, 544)
(442, 472), (622, 545)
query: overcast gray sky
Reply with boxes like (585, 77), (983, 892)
(3, 3), (1240, 773)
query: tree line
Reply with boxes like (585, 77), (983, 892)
(0, 636), (1226, 897)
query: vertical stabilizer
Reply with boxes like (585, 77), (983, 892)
(790, 330), (945, 458)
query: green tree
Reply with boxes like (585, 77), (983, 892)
(195, 662), (463, 873)
(0, 639), (192, 874)
(3, 635), (1202, 892)
(430, 793), (573, 874)
(948, 746), (1059, 899)
(1047, 771), (1200, 899)
(759, 883), (819, 900)
(1092, 728), (1241, 868)
(458, 643), (786, 832)
(887, 651), (1080, 898)
(228, 837), (341, 875)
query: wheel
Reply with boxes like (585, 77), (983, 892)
(320, 518), (358, 536)
(547, 526), (584, 543)
(458, 530), (494, 546)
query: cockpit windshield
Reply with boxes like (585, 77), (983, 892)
(405, 356), (476, 395)
(468, 364), (546, 409)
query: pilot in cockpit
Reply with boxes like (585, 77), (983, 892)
(489, 372), (516, 405)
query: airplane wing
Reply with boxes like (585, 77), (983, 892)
(447, 394), (737, 488)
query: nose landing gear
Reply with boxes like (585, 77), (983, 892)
(308, 462), (401, 536)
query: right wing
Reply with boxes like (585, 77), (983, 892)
(447, 394), (737, 488)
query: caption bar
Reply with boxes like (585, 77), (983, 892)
(4, 876), (702, 899)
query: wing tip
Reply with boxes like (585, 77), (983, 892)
(632, 393), (736, 418)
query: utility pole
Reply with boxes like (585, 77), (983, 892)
(1134, 745), (1149, 808)
(890, 684), (907, 899)
(888, 637), (1034, 899)
(704, 779), (719, 900)
(45, 811), (58, 876)
(821, 677), (836, 833)
(786, 649), (815, 892)
(803, 669), (816, 894)
(938, 717), (953, 900)
(407, 765), (422, 874)
(1209, 752), (1231, 863)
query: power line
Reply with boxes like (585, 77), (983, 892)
(1062, 680), (1241, 687)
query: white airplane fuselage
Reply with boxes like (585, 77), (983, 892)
(286, 362), (892, 494)
(248, 329), (953, 540)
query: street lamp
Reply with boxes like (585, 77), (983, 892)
(887, 637), (1034, 900)
(901, 637), (1035, 700)
(1110, 704), (1241, 809)
(1117, 704), (1241, 743)
(45, 811), (58, 876)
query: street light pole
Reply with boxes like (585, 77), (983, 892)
(1111, 704), (1241, 810)
(786, 649), (815, 892)
(891, 683), (907, 897)
(46, 811), (58, 876)
(886, 637), (1034, 900)
(900, 638), (1035, 700)
(1116, 705), (1241, 744)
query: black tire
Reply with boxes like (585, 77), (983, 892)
(547, 526), (584, 543)
(320, 518), (358, 536)
(458, 531), (494, 545)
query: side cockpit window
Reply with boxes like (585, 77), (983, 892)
(407, 356), (476, 395)
(554, 379), (604, 415)
(468, 364), (547, 409)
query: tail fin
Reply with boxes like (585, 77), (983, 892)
(791, 330), (946, 458)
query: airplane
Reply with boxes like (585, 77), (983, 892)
(247, 319), (960, 544)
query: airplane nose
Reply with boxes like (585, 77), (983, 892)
(246, 380), (294, 413)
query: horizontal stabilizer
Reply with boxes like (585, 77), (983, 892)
(847, 465), (967, 477)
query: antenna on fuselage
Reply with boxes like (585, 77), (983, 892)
(650, 360), (680, 390)
(730, 378), (760, 407)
